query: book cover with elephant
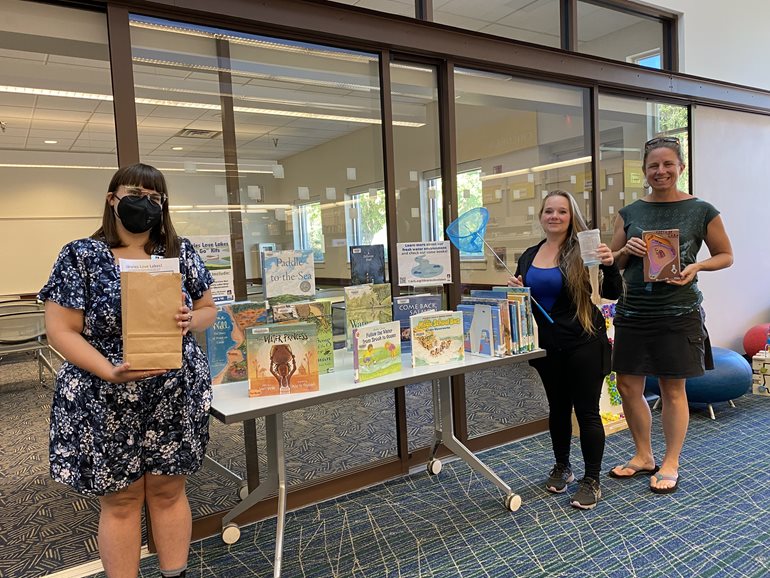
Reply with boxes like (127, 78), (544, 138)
(246, 322), (319, 397)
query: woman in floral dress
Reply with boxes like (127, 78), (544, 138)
(39, 163), (217, 578)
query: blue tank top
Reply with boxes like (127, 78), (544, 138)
(525, 266), (562, 312)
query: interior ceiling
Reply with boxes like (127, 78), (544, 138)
(0, 4), (645, 170)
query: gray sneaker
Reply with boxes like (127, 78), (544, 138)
(546, 464), (575, 493)
(570, 477), (601, 510)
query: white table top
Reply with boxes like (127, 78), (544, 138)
(211, 348), (545, 424)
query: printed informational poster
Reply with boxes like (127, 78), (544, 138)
(396, 241), (451, 286)
(189, 235), (235, 304)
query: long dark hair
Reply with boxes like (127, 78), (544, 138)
(538, 190), (596, 335)
(93, 163), (180, 258)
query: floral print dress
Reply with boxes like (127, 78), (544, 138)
(38, 237), (214, 496)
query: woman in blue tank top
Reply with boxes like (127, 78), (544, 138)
(509, 190), (622, 509)
(608, 137), (733, 494)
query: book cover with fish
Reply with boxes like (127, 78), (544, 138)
(246, 322), (318, 397)
(642, 229), (680, 282)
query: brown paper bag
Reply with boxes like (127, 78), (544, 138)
(121, 271), (183, 369)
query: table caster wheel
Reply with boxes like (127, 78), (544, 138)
(427, 458), (442, 475)
(238, 481), (249, 500)
(504, 494), (522, 512)
(222, 523), (241, 544)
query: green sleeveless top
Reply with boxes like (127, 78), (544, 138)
(616, 197), (720, 317)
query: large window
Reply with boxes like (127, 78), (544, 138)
(345, 186), (387, 253)
(291, 201), (325, 262)
(128, 16), (385, 286)
(0, 0), (116, 296)
(454, 67), (591, 286)
(597, 95), (689, 241)
(577, 1), (665, 67)
(424, 167), (484, 258)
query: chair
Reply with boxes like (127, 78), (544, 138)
(0, 309), (56, 384)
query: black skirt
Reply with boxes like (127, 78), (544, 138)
(612, 308), (714, 379)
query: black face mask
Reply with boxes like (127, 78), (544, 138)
(115, 195), (162, 234)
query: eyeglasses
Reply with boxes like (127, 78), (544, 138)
(644, 136), (681, 150)
(121, 186), (166, 206)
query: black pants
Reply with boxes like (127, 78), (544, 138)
(530, 338), (607, 480)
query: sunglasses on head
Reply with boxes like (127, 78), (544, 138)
(644, 136), (681, 150)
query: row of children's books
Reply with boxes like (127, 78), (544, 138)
(205, 299), (332, 397)
(204, 283), (538, 398)
(457, 287), (538, 358)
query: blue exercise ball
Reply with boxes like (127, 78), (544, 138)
(644, 347), (752, 403)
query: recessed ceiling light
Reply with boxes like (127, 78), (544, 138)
(44, 140), (58, 144)
(171, 146), (184, 150)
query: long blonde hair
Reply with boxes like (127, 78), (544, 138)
(538, 190), (597, 335)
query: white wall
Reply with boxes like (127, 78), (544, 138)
(691, 105), (770, 351)
(650, 0), (770, 91)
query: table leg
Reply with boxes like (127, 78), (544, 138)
(220, 414), (287, 577)
(435, 376), (521, 511)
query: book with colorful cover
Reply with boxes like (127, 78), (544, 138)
(392, 294), (443, 354)
(459, 299), (505, 356)
(261, 249), (316, 305)
(246, 322), (319, 397)
(344, 283), (393, 350)
(409, 310), (465, 367)
(205, 301), (269, 385)
(456, 303), (495, 356)
(350, 244), (386, 285)
(272, 300), (334, 374)
(469, 290), (514, 354)
(352, 320), (402, 382)
(462, 295), (511, 355)
(642, 229), (681, 282)
(493, 286), (536, 353)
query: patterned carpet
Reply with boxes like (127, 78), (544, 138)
(0, 355), (547, 577)
(121, 392), (769, 578)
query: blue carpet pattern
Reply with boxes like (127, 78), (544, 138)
(0, 357), (546, 577)
(120, 393), (770, 578)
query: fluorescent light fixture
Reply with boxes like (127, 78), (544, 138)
(44, 140), (58, 144)
(480, 167), (530, 182)
(0, 85), (424, 128)
(172, 146), (184, 151)
(530, 156), (592, 173)
(0, 163), (116, 170)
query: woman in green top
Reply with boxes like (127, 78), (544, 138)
(608, 136), (733, 494)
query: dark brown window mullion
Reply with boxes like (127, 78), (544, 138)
(379, 50), (410, 470)
(415, 0), (432, 21)
(560, 0), (578, 52)
(437, 60), (468, 443)
(662, 16), (678, 71)
(588, 85), (601, 228)
(215, 39), (247, 304)
(106, 5), (139, 166)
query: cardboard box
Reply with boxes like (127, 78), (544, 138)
(572, 412), (628, 436)
(752, 351), (770, 396)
